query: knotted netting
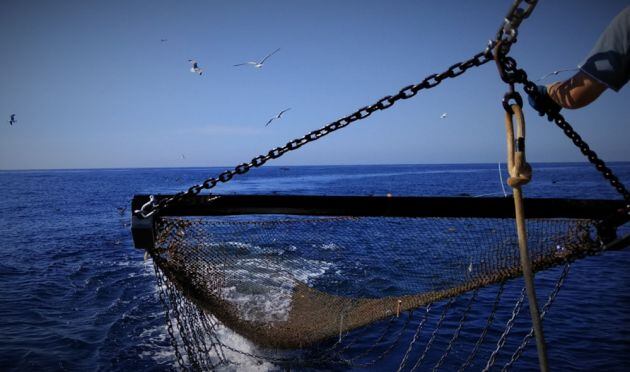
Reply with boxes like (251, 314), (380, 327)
(154, 215), (598, 349)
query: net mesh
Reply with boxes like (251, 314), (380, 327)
(150, 214), (601, 352)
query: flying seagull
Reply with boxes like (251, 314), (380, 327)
(234, 48), (281, 69)
(9, 114), (16, 126)
(181, 153), (186, 160)
(265, 108), (291, 127)
(160, 38), (168, 42)
(188, 59), (203, 75)
(440, 113), (448, 119)
(537, 68), (578, 81)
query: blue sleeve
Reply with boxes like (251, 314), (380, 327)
(579, 6), (630, 92)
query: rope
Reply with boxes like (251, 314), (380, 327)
(504, 102), (549, 371)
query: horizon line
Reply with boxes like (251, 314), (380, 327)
(1, 160), (629, 173)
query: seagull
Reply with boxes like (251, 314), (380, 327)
(9, 114), (16, 126)
(181, 153), (186, 160)
(440, 113), (448, 119)
(537, 68), (578, 81)
(160, 38), (168, 42)
(265, 108), (291, 126)
(188, 59), (203, 75)
(234, 48), (280, 69)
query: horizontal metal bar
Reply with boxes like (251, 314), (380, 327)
(130, 194), (627, 250)
(132, 194), (625, 219)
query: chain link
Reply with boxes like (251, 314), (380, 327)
(502, 264), (571, 371)
(337, 314), (398, 363)
(495, 0), (538, 55)
(163, 272), (202, 371)
(494, 57), (630, 204)
(134, 50), (493, 218)
(458, 282), (506, 372)
(482, 287), (526, 372)
(433, 291), (478, 372)
(410, 298), (455, 372)
(347, 309), (416, 368)
(397, 305), (433, 372)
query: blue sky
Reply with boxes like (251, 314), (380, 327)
(0, 0), (628, 170)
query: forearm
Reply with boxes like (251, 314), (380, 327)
(547, 71), (607, 109)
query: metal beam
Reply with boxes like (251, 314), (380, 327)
(132, 194), (625, 219)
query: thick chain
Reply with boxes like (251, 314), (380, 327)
(134, 50), (493, 218)
(521, 77), (630, 203)
(495, 0), (538, 55)
(493, 36), (630, 210)
(493, 54), (630, 203)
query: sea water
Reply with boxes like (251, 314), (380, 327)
(0, 163), (628, 371)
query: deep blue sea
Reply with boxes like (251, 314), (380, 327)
(1, 163), (629, 371)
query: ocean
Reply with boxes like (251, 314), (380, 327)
(0, 163), (629, 371)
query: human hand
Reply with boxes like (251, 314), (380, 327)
(527, 84), (561, 116)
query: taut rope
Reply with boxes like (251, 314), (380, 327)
(504, 102), (548, 372)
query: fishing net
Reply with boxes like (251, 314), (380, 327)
(142, 201), (627, 369)
(153, 214), (600, 348)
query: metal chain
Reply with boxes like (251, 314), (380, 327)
(177, 292), (216, 371)
(482, 287), (526, 372)
(215, 340), (307, 364)
(502, 263), (571, 371)
(134, 50), (493, 218)
(521, 76), (630, 203)
(198, 311), (228, 365)
(339, 315), (398, 363)
(162, 267), (202, 371)
(494, 54), (630, 204)
(397, 305), (433, 372)
(410, 298), (455, 372)
(494, 0), (538, 55)
(349, 309), (416, 368)
(153, 259), (188, 370)
(433, 290), (478, 372)
(458, 282), (506, 372)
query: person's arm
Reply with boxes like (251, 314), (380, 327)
(531, 6), (628, 114)
(546, 71), (608, 109)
